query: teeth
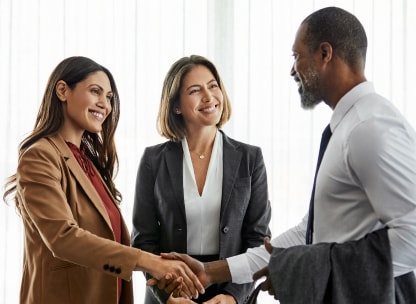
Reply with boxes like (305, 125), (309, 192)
(91, 111), (104, 119)
(201, 106), (215, 112)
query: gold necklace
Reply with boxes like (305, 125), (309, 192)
(192, 151), (209, 160)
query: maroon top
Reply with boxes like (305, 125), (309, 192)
(67, 141), (122, 300)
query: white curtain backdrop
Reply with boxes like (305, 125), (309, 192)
(1, 0), (415, 303)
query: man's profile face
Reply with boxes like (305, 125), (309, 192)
(291, 24), (323, 109)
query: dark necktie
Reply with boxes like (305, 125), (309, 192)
(306, 124), (332, 244)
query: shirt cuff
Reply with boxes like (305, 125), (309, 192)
(226, 254), (255, 284)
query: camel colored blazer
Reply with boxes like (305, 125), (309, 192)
(16, 134), (139, 304)
(131, 130), (272, 303)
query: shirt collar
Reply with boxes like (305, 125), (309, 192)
(330, 81), (375, 132)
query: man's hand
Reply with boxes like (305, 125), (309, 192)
(253, 267), (277, 299)
(160, 252), (211, 288)
(264, 236), (273, 254)
(136, 251), (205, 299)
(147, 273), (184, 295)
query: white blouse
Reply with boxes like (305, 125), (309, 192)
(181, 130), (223, 255)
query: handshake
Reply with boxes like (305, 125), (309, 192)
(145, 238), (275, 304)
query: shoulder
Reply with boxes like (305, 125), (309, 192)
(221, 130), (262, 154)
(18, 136), (67, 178)
(143, 140), (181, 156)
(21, 136), (62, 160)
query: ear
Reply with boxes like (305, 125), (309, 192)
(320, 42), (333, 62)
(56, 80), (68, 102)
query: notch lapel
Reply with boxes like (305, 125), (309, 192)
(221, 133), (242, 214)
(165, 142), (187, 220)
(49, 135), (113, 229)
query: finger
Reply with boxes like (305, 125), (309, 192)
(156, 275), (167, 290)
(165, 277), (183, 294)
(179, 262), (205, 297)
(264, 237), (273, 254)
(161, 252), (183, 261)
(252, 266), (268, 281)
(146, 278), (157, 286)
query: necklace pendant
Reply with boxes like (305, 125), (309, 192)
(199, 154), (205, 159)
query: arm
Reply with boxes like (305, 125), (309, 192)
(17, 142), (203, 297)
(130, 147), (172, 302)
(349, 121), (416, 276)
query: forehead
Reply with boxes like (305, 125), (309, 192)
(82, 71), (111, 91)
(292, 23), (308, 52)
(182, 65), (214, 84)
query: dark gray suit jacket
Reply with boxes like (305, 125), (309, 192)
(268, 228), (416, 303)
(131, 131), (272, 303)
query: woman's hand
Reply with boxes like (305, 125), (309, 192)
(136, 251), (205, 299)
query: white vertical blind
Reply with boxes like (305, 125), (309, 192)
(1, 0), (414, 303)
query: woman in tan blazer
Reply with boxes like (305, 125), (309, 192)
(3, 56), (203, 304)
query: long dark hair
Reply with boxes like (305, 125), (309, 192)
(3, 56), (122, 209)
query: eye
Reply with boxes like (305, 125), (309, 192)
(189, 88), (200, 95)
(209, 83), (219, 89)
(91, 88), (100, 95)
(106, 94), (113, 102)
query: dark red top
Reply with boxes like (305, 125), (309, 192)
(67, 142), (122, 300)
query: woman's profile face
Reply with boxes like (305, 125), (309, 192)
(177, 65), (223, 130)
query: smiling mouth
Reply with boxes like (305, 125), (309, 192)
(199, 104), (217, 113)
(90, 110), (104, 120)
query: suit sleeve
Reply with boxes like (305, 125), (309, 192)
(131, 147), (160, 253)
(130, 148), (171, 302)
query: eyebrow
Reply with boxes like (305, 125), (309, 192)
(185, 79), (217, 91)
(89, 83), (113, 95)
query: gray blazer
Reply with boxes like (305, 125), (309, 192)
(131, 131), (272, 303)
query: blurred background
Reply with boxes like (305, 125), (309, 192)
(1, 0), (415, 302)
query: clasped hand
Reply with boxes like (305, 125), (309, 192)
(147, 252), (209, 301)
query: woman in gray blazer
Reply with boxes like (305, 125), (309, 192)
(131, 55), (272, 304)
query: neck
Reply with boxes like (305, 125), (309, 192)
(186, 128), (217, 156)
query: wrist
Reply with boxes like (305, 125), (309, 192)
(204, 260), (231, 284)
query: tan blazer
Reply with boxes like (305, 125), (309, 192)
(16, 134), (138, 304)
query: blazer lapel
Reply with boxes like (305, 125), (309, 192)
(221, 132), (242, 214)
(48, 135), (113, 229)
(165, 142), (187, 220)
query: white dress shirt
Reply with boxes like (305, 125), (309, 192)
(182, 131), (223, 255)
(228, 82), (416, 283)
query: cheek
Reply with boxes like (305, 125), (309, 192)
(216, 91), (224, 103)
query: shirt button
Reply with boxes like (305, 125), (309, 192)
(222, 226), (229, 233)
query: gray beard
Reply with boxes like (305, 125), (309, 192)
(300, 91), (322, 109)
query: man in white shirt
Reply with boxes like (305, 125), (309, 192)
(159, 6), (416, 303)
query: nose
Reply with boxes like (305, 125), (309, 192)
(97, 96), (112, 112)
(201, 88), (212, 102)
(290, 64), (296, 76)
